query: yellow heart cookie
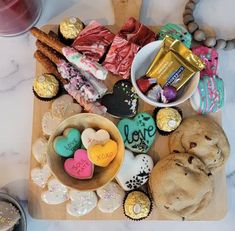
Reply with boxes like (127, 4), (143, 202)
(88, 139), (118, 167)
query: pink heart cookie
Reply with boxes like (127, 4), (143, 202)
(64, 149), (94, 179)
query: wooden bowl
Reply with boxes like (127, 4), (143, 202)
(47, 113), (125, 191)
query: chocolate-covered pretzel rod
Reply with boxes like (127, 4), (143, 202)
(31, 27), (64, 54)
(36, 40), (63, 65)
(34, 50), (68, 85)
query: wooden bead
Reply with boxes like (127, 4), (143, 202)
(183, 9), (193, 16)
(214, 39), (226, 50)
(224, 40), (234, 50)
(185, 2), (196, 10)
(204, 37), (216, 47)
(183, 14), (194, 25)
(193, 29), (206, 41)
(187, 22), (198, 33)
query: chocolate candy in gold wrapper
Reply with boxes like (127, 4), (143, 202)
(33, 73), (59, 100)
(59, 17), (84, 42)
(123, 191), (152, 220)
(146, 36), (205, 90)
(156, 108), (182, 133)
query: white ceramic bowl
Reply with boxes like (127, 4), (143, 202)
(131, 41), (200, 107)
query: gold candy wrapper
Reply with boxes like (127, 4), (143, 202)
(146, 36), (205, 90)
(33, 73), (59, 98)
(124, 191), (152, 220)
(156, 108), (182, 132)
(59, 17), (84, 40)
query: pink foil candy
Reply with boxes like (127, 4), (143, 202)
(65, 84), (107, 115)
(192, 45), (218, 78)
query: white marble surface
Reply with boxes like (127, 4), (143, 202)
(0, 0), (235, 230)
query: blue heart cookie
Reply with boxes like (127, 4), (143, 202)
(117, 112), (156, 153)
(53, 128), (81, 157)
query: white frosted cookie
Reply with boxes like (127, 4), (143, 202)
(42, 111), (62, 137)
(66, 190), (97, 217)
(96, 182), (125, 213)
(32, 137), (48, 164)
(116, 149), (154, 191)
(31, 165), (51, 188)
(51, 94), (82, 119)
(149, 153), (213, 220)
(0, 201), (20, 231)
(41, 178), (69, 205)
(81, 128), (110, 149)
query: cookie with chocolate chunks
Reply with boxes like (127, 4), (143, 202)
(101, 80), (138, 118)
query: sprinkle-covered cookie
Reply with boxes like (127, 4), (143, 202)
(101, 80), (138, 118)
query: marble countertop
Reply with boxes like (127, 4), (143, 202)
(0, 0), (234, 230)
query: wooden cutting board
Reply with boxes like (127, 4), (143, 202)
(28, 0), (227, 220)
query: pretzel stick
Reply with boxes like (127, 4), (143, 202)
(31, 27), (64, 54)
(48, 30), (59, 40)
(34, 50), (68, 85)
(36, 40), (63, 65)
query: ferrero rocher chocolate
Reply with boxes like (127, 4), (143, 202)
(146, 36), (205, 90)
(156, 108), (182, 132)
(59, 17), (84, 40)
(123, 191), (152, 220)
(33, 73), (59, 99)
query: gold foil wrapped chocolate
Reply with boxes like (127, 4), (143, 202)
(146, 36), (205, 90)
(59, 17), (84, 40)
(124, 191), (152, 220)
(33, 73), (59, 99)
(156, 108), (182, 132)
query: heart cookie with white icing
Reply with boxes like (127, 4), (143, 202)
(116, 150), (154, 191)
(42, 111), (62, 137)
(41, 178), (69, 205)
(81, 128), (110, 149)
(31, 165), (51, 188)
(32, 136), (48, 164)
(51, 94), (82, 119)
(96, 182), (125, 213)
(117, 112), (156, 153)
(66, 189), (97, 217)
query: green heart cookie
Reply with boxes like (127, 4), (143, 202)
(53, 128), (81, 157)
(117, 112), (156, 153)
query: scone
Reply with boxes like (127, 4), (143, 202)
(169, 115), (230, 172)
(149, 153), (213, 220)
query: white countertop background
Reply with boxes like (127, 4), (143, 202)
(0, 0), (235, 230)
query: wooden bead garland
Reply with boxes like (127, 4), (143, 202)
(183, 0), (235, 50)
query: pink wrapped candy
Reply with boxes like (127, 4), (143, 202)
(192, 45), (218, 78)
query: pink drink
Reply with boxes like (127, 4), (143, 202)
(0, 0), (42, 36)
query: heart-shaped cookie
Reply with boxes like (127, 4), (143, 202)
(64, 149), (94, 179)
(53, 128), (81, 157)
(88, 139), (118, 167)
(41, 178), (69, 205)
(31, 165), (51, 188)
(51, 94), (82, 119)
(81, 128), (110, 149)
(116, 149), (154, 191)
(32, 136), (48, 164)
(66, 189), (97, 217)
(101, 80), (138, 118)
(96, 182), (125, 213)
(117, 112), (156, 153)
(42, 111), (62, 137)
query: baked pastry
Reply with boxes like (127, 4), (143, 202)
(169, 116), (230, 172)
(149, 153), (213, 220)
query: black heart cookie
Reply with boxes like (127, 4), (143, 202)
(101, 80), (138, 118)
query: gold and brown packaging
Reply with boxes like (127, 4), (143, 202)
(146, 36), (205, 90)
